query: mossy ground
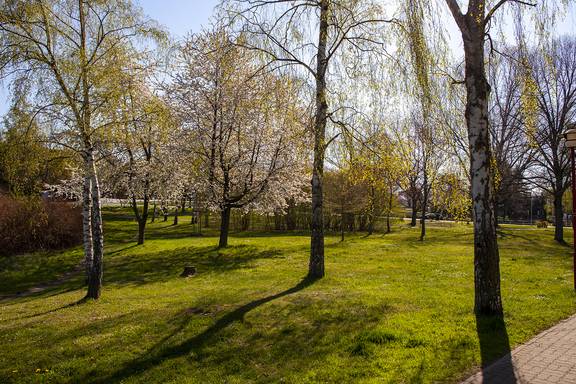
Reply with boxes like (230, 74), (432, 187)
(1, 208), (574, 383)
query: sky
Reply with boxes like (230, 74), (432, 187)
(138, 0), (219, 38)
(0, 0), (574, 118)
(0, 0), (220, 117)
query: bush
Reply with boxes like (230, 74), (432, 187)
(0, 195), (82, 256)
(536, 220), (549, 228)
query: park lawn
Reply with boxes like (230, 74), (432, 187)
(0, 209), (575, 383)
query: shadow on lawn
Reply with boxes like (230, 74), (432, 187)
(91, 275), (317, 384)
(496, 231), (568, 260)
(2, 243), (283, 310)
(0, 286), (81, 313)
(104, 244), (283, 287)
(2, 295), (89, 322)
(475, 314), (516, 383)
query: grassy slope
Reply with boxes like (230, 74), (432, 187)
(0, 208), (575, 383)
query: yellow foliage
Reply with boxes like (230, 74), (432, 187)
(519, 58), (539, 149)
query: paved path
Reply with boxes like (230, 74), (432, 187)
(461, 315), (576, 384)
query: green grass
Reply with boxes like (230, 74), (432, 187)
(1, 208), (575, 383)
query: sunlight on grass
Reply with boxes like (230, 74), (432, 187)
(0, 209), (575, 383)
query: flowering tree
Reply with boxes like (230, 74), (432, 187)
(167, 27), (309, 248)
(103, 78), (180, 245)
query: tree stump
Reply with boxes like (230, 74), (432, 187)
(180, 266), (197, 277)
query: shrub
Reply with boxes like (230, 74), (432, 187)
(0, 195), (82, 256)
(536, 220), (548, 228)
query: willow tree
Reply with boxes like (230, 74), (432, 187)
(226, 0), (393, 278)
(442, 0), (540, 314)
(352, 131), (402, 235)
(0, 0), (163, 299)
(443, 0), (572, 314)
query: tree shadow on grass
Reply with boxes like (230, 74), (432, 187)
(1, 295), (89, 322)
(475, 314), (517, 383)
(1, 244), (284, 309)
(91, 275), (317, 384)
(0, 284), (78, 303)
(105, 244), (139, 257)
(496, 231), (567, 258)
(0, 288), (85, 323)
(103, 245), (283, 287)
(230, 230), (311, 238)
(0, 256), (85, 304)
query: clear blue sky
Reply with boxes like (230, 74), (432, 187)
(138, 0), (219, 38)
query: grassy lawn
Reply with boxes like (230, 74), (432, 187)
(1, 208), (575, 383)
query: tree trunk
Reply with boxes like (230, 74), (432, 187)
(420, 209), (426, 241)
(420, 172), (428, 241)
(173, 207), (179, 226)
(462, 16), (502, 316)
(86, 154), (103, 300)
(131, 198), (143, 244)
(367, 187), (375, 235)
(78, 2), (102, 300)
(81, 172), (93, 286)
(554, 190), (564, 243)
(139, 195), (149, 245)
(410, 190), (418, 227)
(368, 216), (374, 236)
(445, 0), (503, 315)
(151, 202), (157, 223)
(387, 188), (393, 234)
(309, 0), (329, 279)
(385, 212), (390, 234)
(219, 206), (231, 248)
(130, 193), (148, 246)
(494, 196), (499, 228)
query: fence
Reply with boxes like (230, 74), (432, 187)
(190, 208), (407, 234)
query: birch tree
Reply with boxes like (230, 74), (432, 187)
(442, 0), (525, 315)
(441, 0), (571, 314)
(0, 0), (163, 299)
